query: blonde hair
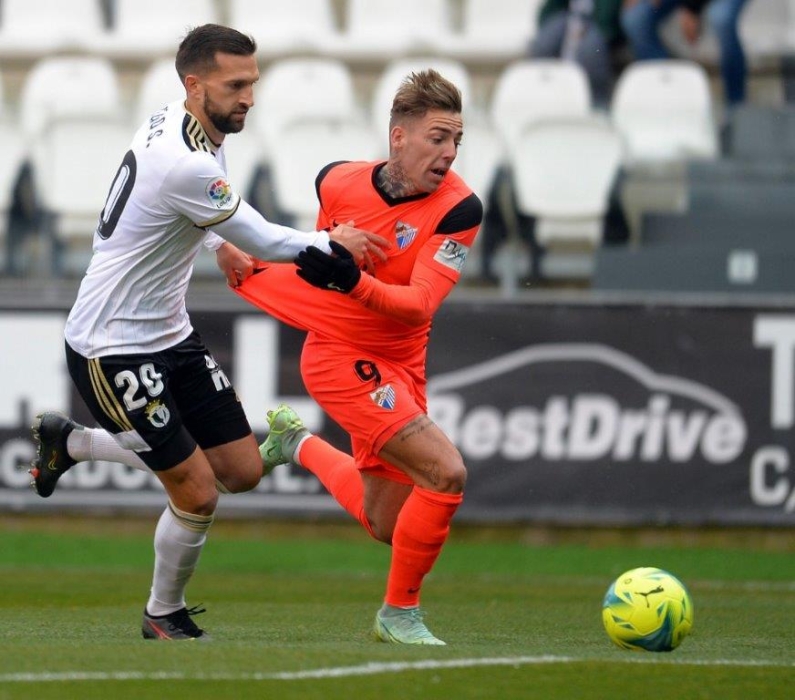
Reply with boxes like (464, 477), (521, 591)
(389, 69), (462, 129)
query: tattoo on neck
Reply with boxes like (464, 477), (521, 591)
(378, 164), (413, 198)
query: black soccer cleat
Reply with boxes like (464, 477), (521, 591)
(29, 411), (80, 498)
(142, 606), (210, 641)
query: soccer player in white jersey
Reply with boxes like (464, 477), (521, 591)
(29, 24), (388, 641)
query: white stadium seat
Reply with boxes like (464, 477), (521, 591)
(222, 129), (267, 205)
(269, 118), (379, 231)
(228, 0), (340, 58)
(97, 0), (219, 59)
(610, 60), (718, 240)
(510, 115), (623, 279)
(31, 115), (132, 275)
(450, 122), (505, 281)
(444, 0), (543, 64)
(511, 115), (623, 248)
(484, 60), (593, 285)
(452, 123), (504, 204)
(789, 0), (795, 50)
(0, 0), (105, 58)
(135, 59), (185, 127)
(739, 0), (793, 58)
(253, 58), (358, 154)
(19, 57), (121, 141)
(611, 60), (718, 166)
(490, 59), (592, 153)
(336, 0), (454, 61)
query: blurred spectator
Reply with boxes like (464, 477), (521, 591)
(621, 0), (750, 107)
(531, 0), (628, 106)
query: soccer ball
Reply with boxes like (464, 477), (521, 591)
(602, 567), (693, 652)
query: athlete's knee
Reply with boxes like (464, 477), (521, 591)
(218, 463), (261, 494)
(221, 475), (259, 493)
(163, 469), (218, 515)
(366, 516), (395, 545)
(172, 487), (218, 517)
(431, 454), (467, 494)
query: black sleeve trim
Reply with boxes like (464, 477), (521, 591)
(314, 161), (350, 202)
(435, 193), (484, 235)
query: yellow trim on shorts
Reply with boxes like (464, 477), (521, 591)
(88, 358), (134, 432)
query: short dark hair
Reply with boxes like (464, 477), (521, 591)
(175, 24), (257, 83)
(390, 69), (462, 128)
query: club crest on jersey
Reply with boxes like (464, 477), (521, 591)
(433, 237), (469, 273)
(370, 384), (396, 410)
(206, 178), (233, 209)
(395, 221), (418, 250)
(145, 400), (171, 429)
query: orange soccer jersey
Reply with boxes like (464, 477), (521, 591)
(237, 160), (482, 474)
(235, 160), (482, 364)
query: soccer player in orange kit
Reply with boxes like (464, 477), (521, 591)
(235, 69), (482, 645)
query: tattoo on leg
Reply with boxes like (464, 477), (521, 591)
(399, 415), (432, 442)
(419, 463), (441, 487)
(398, 416), (440, 486)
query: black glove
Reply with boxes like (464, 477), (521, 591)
(295, 240), (361, 293)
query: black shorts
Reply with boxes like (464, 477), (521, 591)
(65, 330), (252, 471)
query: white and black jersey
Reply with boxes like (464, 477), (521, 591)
(66, 100), (331, 358)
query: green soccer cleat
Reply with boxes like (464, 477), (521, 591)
(259, 404), (310, 475)
(373, 605), (446, 646)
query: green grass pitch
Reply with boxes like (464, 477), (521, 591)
(1, 516), (794, 699)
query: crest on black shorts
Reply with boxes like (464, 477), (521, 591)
(145, 399), (171, 428)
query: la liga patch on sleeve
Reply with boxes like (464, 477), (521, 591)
(206, 177), (234, 209)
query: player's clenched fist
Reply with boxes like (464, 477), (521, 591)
(295, 241), (361, 293)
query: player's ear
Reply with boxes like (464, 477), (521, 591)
(184, 74), (202, 99)
(389, 124), (406, 152)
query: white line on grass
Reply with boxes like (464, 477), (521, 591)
(1, 655), (793, 683)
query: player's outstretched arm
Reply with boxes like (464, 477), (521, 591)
(295, 240), (459, 327)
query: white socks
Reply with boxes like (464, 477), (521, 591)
(66, 429), (218, 616)
(293, 433), (312, 467)
(146, 501), (214, 617)
(67, 426), (150, 472)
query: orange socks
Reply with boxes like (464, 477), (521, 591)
(298, 438), (463, 608)
(297, 436), (372, 536)
(385, 486), (462, 608)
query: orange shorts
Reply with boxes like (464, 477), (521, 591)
(300, 334), (426, 484)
